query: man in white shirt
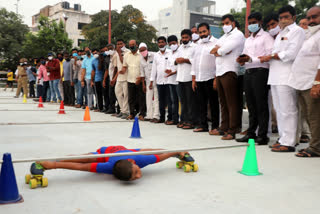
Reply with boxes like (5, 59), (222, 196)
(122, 40), (146, 120)
(191, 26), (200, 44)
(139, 43), (160, 122)
(175, 29), (196, 129)
(166, 35), (180, 125)
(259, 5), (305, 152)
(236, 12), (274, 145)
(114, 39), (130, 119)
(150, 37), (171, 123)
(191, 23), (220, 133)
(210, 14), (245, 140)
(288, 6), (320, 157)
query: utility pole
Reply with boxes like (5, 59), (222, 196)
(15, 0), (20, 15)
(108, 0), (112, 44)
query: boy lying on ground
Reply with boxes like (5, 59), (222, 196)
(31, 146), (188, 181)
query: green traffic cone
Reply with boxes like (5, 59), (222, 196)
(238, 139), (262, 176)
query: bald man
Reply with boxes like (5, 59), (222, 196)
(289, 6), (320, 157)
(122, 40), (146, 120)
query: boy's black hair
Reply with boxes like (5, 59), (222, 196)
(181, 29), (192, 37)
(116, 39), (125, 43)
(197, 22), (210, 30)
(157, 36), (167, 43)
(278, 5), (296, 16)
(167, 35), (178, 43)
(112, 160), (133, 181)
(222, 14), (235, 22)
(248, 12), (262, 21)
(264, 13), (279, 25)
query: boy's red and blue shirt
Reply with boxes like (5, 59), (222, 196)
(90, 146), (160, 174)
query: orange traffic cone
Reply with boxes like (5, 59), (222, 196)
(83, 106), (91, 121)
(58, 101), (66, 114)
(38, 96), (44, 108)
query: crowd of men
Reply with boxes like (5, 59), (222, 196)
(11, 5), (320, 157)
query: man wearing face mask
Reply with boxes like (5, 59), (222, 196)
(165, 35), (180, 125)
(175, 29), (196, 129)
(191, 23), (220, 133)
(26, 61), (37, 98)
(114, 39), (130, 119)
(47, 53), (62, 103)
(38, 57), (50, 102)
(191, 26), (200, 44)
(122, 40), (146, 120)
(15, 58), (29, 98)
(139, 43), (159, 122)
(81, 48), (96, 110)
(259, 5), (305, 152)
(264, 14), (281, 39)
(236, 12), (274, 145)
(62, 52), (74, 106)
(57, 53), (65, 101)
(150, 36), (171, 123)
(210, 14), (245, 140)
(288, 6), (320, 157)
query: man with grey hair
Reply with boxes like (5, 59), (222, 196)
(288, 6), (320, 157)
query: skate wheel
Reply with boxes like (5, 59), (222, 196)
(25, 174), (31, 184)
(193, 164), (199, 172)
(29, 179), (37, 189)
(183, 165), (191, 172)
(176, 161), (184, 169)
(42, 177), (48, 187)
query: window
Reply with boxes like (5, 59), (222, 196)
(78, 23), (87, 30)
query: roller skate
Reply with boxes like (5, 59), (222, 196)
(25, 163), (48, 189)
(176, 154), (199, 173)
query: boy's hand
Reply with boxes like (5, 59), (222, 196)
(177, 152), (189, 159)
(37, 161), (56, 170)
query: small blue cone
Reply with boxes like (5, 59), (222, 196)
(130, 117), (141, 138)
(0, 153), (23, 205)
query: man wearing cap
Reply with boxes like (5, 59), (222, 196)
(139, 42), (159, 122)
(15, 58), (29, 98)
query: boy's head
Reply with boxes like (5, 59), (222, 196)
(112, 159), (142, 181)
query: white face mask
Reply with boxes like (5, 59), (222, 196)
(121, 46), (126, 52)
(27, 66), (31, 70)
(109, 50), (115, 56)
(192, 33), (200, 41)
(93, 54), (99, 59)
(201, 35), (210, 43)
(269, 25), (280, 37)
(105, 51), (110, 56)
(20, 63), (23, 66)
(48, 56), (53, 61)
(170, 44), (178, 51)
(159, 47), (166, 51)
(223, 25), (233, 34)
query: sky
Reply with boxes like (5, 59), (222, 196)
(0, 0), (245, 26)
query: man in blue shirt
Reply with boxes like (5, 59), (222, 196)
(91, 50), (105, 112)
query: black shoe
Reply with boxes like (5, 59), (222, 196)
(30, 163), (44, 175)
(236, 135), (255, 143)
(256, 137), (270, 145)
(106, 109), (116, 114)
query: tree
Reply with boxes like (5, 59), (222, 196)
(22, 15), (73, 59)
(230, 0), (318, 33)
(81, 5), (158, 51)
(0, 8), (29, 70)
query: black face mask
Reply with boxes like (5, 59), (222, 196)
(66, 58), (70, 62)
(182, 40), (190, 45)
(86, 51), (91, 56)
(41, 61), (46, 65)
(129, 46), (137, 52)
(58, 57), (63, 61)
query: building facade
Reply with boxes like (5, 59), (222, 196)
(31, 1), (91, 48)
(149, 0), (222, 39)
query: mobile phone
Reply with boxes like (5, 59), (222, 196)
(239, 54), (247, 58)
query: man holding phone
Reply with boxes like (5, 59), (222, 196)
(236, 12), (274, 145)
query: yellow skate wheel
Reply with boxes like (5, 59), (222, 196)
(25, 174), (31, 184)
(42, 177), (48, 187)
(183, 165), (191, 172)
(192, 164), (199, 172)
(29, 179), (37, 189)
(176, 161), (184, 169)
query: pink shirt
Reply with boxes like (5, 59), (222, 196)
(242, 29), (274, 70)
(38, 64), (49, 82)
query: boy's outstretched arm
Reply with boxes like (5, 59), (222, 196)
(157, 152), (187, 162)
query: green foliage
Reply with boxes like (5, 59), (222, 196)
(231, 0), (318, 33)
(0, 8), (29, 70)
(81, 5), (158, 51)
(22, 15), (73, 59)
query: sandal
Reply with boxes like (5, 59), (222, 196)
(193, 127), (209, 132)
(221, 133), (235, 140)
(182, 124), (194, 130)
(295, 148), (320, 158)
(300, 135), (310, 143)
(209, 129), (226, 136)
(177, 122), (185, 128)
(271, 145), (296, 153)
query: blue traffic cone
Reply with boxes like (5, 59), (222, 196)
(130, 117), (141, 138)
(0, 153), (23, 204)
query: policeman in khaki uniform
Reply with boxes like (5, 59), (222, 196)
(15, 58), (29, 98)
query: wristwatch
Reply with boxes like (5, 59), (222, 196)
(271, 53), (275, 59)
(313, 81), (320, 85)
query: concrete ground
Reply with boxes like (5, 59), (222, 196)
(0, 90), (319, 214)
